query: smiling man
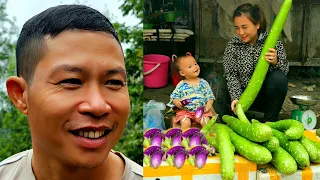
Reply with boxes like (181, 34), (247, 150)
(0, 5), (142, 180)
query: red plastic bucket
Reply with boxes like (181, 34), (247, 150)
(143, 54), (170, 88)
(171, 54), (182, 87)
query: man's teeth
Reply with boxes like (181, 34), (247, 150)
(79, 130), (105, 138)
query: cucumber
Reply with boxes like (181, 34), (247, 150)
(272, 128), (310, 169)
(236, 0), (292, 113)
(204, 133), (235, 153)
(266, 120), (304, 140)
(299, 136), (318, 162)
(261, 135), (297, 174)
(263, 136), (279, 152)
(270, 146), (297, 174)
(201, 114), (218, 135)
(216, 125), (235, 180)
(222, 115), (272, 142)
(214, 123), (272, 164)
(235, 104), (250, 124)
(309, 139), (320, 163)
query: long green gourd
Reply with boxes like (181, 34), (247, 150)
(236, 0), (292, 116)
(215, 125), (235, 180)
(272, 128), (310, 169)
(266, 120), (304, 140)
(222, 115), (272, 142)
(216, 124), (272, 164)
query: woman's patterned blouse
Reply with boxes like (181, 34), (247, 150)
(223, 31), (289, 101)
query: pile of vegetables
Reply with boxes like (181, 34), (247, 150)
(204, 117), (320, 179)
(143, 115), (218, 169)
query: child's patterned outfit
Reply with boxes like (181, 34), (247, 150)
(170, 78), (215, 123)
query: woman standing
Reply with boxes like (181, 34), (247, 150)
(214, 3), (289, 122)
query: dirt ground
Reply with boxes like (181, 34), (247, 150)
(144, 68), (320, 129)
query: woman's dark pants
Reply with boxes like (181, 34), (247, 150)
(213, 70), (288, 122)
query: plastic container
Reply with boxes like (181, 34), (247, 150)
(143, 100), (166, 130)
(144, 54), (170, 88)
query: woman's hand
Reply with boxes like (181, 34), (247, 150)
(173, 99), (183, 109)
(265, 48), (278, 66)
(231, 99), (239, 115)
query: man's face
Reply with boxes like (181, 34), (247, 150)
(26, 30), (130, 168)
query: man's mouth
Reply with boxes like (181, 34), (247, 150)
(70, 129), (112, 139)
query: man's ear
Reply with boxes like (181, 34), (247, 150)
(6, 76), (28, 115)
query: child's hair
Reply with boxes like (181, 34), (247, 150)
(233, 3), (267, 34)
(173, 55), (192, 73)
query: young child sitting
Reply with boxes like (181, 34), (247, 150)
(169, 54), (216, 130)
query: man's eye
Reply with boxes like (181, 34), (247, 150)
(105, 80), (125, 89)
(59, 78), (82, 85)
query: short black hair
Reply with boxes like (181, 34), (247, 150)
(16, 4), (121, 83)
(173, 55), (190, 72)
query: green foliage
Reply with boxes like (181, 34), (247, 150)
(119, 0), (143, 21)
(113, 1), (143, 165)
(0, 0), (31, 161)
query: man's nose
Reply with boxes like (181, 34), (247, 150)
(77, 86), (111, 117)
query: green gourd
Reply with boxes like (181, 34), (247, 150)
(270, 146), (297, 174)
(215, 125), (235, 180)
(236, 0), (292, 114)
(266, 120), (304, 140)
(204, 134), (235, 153)
(200, 114), (218, 135)
(272, 128), (310, 169)
(263, 136), (280, 152)
(299, 136), (318, 163)
(222, 115), (272, 142)
(215, 124), (272, 164)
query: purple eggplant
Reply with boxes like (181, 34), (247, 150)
(172, 134), (182, 146)
(200, 133), (216, 155)
(189, 131), (202, 147)
(195, 149), (209, 168)
(188, 145), (210, 169)
(195, 106), (205, 119)
(151, 133), (163, 147)
(166, 99), (191, 114)
(144, 128), (163, 147)
(144, 128), (162, 138)
(150, 149), (165, 168)
(144, 146), (164, 168)
(174, 150), (187, 168)
(201, 135), (208, 145)
(163, 128), (182, 148)
(166, 146), (187, 169)
(181, 128), (201, 148)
